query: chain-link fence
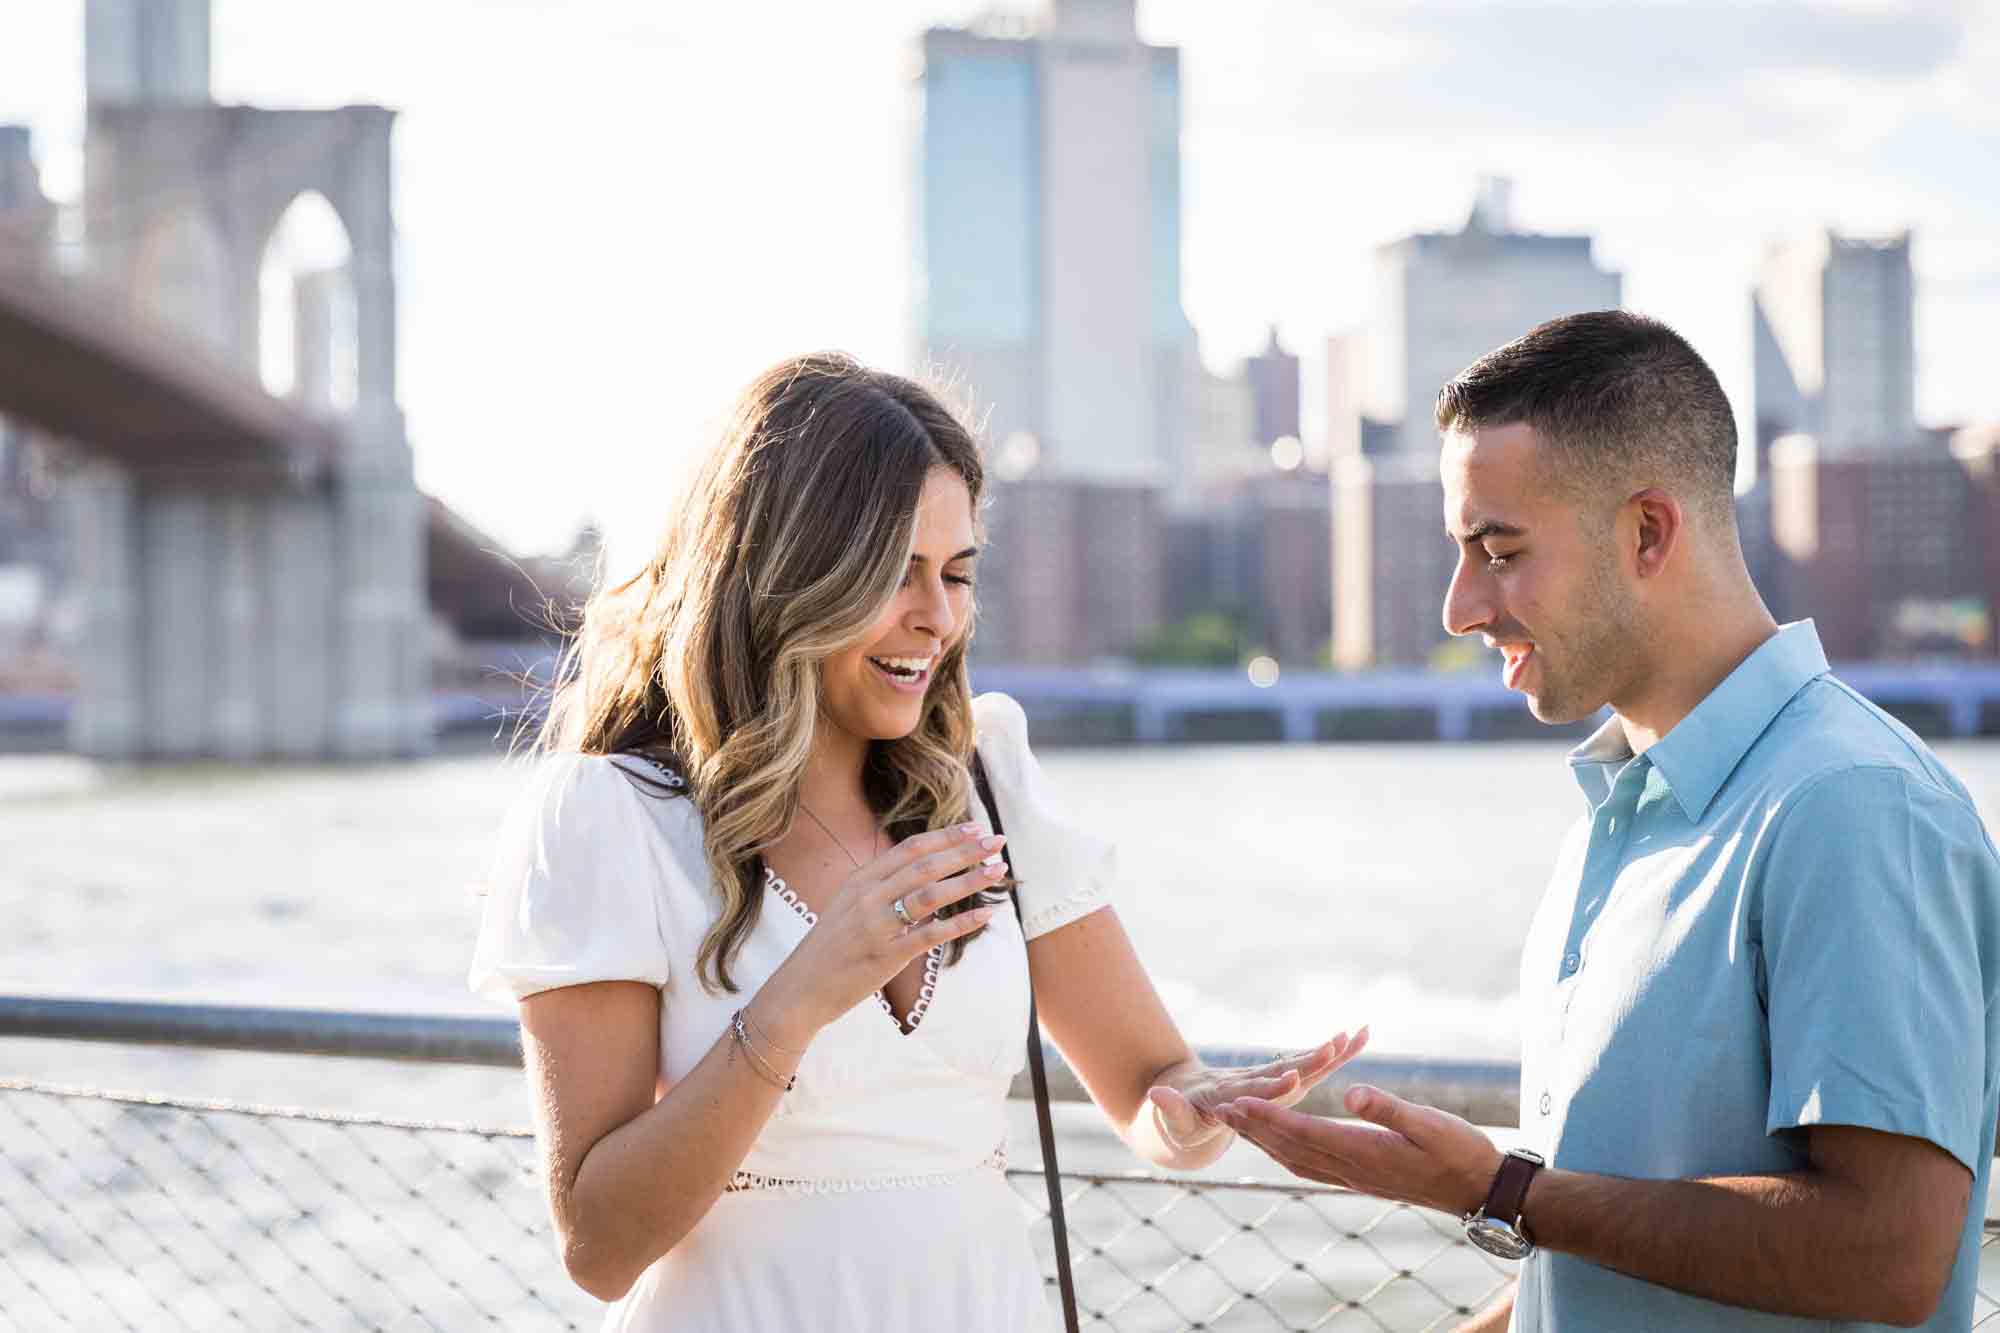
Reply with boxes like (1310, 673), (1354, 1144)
(5, 1077), (2000, 1332)
(1005, 1160), (1515, 1330)
(0, 1080), (579, 1331)
(0, 1077), (1503, 1331)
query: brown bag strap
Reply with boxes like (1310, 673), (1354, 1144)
(972, 751), (1081, 1333)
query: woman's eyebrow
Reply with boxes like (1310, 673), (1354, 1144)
(910, 546), (981, 566)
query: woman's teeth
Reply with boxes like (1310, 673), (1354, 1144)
(870, 656), (932, 680)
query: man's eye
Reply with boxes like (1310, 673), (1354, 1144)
(1486, 552), (1516, 571)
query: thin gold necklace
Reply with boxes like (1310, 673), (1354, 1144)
(798, 802), (881, 869)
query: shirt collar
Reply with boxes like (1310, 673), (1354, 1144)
(1566, 621), (1830, 822)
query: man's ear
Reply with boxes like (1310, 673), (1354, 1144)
(1627, 488), (1683, 580)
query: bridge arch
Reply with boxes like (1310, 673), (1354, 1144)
(257, 190), (356, 413)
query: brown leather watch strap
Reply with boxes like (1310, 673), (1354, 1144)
(1483, 1149), (1545, 1227)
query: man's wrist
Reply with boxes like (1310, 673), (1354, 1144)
(1460, 1148), (1545, 1261)
(1515, 1161), (1554, 1243)
(1461, 1145), (1508, 1216)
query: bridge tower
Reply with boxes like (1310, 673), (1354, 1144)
(64, 0), (428, 758)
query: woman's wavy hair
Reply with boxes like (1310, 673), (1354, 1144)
(536, 352), (1000, 993)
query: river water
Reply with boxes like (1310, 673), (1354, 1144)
(11, 736), (2000, 1120)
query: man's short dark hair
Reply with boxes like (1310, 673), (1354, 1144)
(1434, 311), (1738, 522)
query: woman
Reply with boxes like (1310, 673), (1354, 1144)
(470, 352), (1366, 1331)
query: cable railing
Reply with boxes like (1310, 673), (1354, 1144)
(0, 994), (1521, 1123)
(2, 995), (1996, 1331)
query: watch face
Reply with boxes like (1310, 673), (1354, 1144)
(1464, 1215), (1534, 1261)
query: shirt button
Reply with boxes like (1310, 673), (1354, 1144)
(1539, 1092), (1552, 1116)
(1563, 952), (1580, 973)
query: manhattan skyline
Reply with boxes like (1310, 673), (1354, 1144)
(2, 0), (1993, 571)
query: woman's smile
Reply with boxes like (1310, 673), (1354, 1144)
(867, 653), (935, 692)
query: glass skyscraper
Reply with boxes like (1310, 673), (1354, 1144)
(914, 0), (1192, 483)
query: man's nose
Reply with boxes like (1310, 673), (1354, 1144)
(1443, 554), (1495, 638)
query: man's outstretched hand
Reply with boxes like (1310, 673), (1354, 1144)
(1145, 1028), (1370, 1153)
(1215, 1084), (1505, 1218)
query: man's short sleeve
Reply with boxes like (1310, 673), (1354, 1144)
(1759, 765), (1995, 1172)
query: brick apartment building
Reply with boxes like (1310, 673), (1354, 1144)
(1163, 471), (1330, 665)
(973, 477), (1164, 667)
(1771, 429), (2000, 660)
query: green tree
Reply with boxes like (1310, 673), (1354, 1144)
(1131, 611), (1257, 667)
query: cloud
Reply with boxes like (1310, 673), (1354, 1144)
(1171, 0), (1967, 148)
(1151, 0), (1996, 484)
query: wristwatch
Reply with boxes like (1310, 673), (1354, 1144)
(1462, 1148), (1545, 1260)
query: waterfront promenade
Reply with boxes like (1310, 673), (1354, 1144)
(5, 995), (1999, 1328)
(8, 742), (2000, 1326)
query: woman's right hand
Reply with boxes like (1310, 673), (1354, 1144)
(751, 823), (1008, 1043)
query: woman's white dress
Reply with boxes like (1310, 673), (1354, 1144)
(469, 693), (1114, 1332)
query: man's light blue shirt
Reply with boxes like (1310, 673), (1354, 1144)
(1515, 621), (2000, 1331)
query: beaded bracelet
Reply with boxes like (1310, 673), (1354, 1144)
(731, 1009), (797, 1092)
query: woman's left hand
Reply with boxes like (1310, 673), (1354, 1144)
(1146, 1028), (1371, 1152)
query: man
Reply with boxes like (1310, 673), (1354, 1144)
(1216, 311), (2000, 1330)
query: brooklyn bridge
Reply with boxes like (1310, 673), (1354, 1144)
(0, 0), (555, 759)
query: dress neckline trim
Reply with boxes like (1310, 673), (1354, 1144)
(765, 866), (943, 1036)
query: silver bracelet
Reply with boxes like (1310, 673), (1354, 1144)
(731, 1009), (797, 1092)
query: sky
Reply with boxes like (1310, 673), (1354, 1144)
(2, 0), (1995, 572)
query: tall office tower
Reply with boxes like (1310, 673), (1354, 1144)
(1362, 179), (1623, 455)
(1753, 229), (1918, 457)
(915, 0), (1187, 664)
(85, 0), (210, 104)
(915, 0), (1193, 482)
(1244, 325), (1300, 451)
(1327, 181), (1620, 667)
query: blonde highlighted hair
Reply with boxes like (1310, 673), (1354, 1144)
(537, 352), (995, 992)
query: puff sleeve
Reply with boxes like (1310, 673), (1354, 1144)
(468, 754), (678, 1004)
(972, 692), (1117, 940)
